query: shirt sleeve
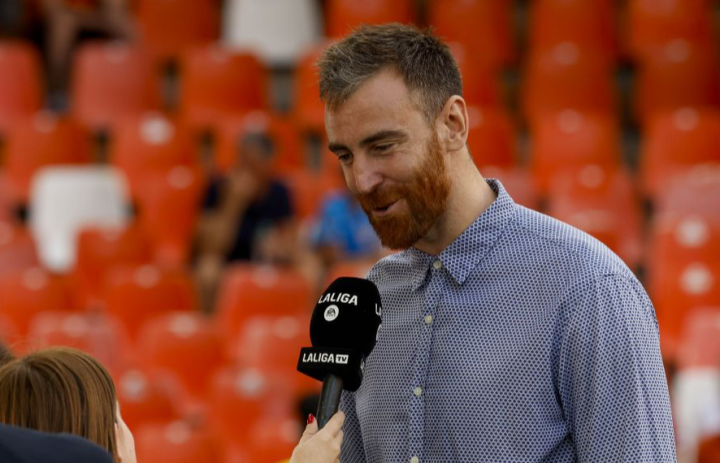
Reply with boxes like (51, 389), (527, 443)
(557, 273), (677, 462)
(339, 390), (367, 463)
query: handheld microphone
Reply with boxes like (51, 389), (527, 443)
(297, 277), (382, 429)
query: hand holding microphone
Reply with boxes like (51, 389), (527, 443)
(297, 277), (383, 428)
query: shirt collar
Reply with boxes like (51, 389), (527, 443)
(404, 178), (518, 290)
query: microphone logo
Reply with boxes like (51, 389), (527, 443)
(324, 305), (339, 322)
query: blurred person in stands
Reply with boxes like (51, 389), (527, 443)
(320, 24), (676, 462)
(0, 347), (136, 463)
(0, 347), (345, 463)
(39, 0), (134, 109)
(194, 132), (299, 311)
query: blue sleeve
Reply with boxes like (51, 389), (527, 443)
(311, 196), (342, 248)
(339, 390), (367, 463)
(558, 274), (677, 462)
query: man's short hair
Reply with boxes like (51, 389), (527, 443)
(318, 23), (463, 123)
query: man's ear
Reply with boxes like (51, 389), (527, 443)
(437, 96), (469, 153)
(115, 423), (123, 463)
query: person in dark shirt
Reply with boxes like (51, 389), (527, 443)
(194, 132), (297, 312)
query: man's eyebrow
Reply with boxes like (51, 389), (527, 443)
(328, 130), (408, 154)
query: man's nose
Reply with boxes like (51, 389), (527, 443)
(352, 157), (383, 194)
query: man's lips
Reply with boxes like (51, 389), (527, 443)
(372, 200), (399, 217)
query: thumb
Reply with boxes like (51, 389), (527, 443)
(298, 414), (318, 445)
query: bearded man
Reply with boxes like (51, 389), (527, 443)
(320, 24), (676, 463)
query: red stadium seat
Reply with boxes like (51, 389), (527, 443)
(116, 368), (183, 430)
(3, 112), (93, 203)
(109, 113), (199, 191)
(640, 108), (720, 198)
(244, 414), (301, 463)
(523, 42), (617, 125)
(626, 0), (716, 60)
(215, 264), (312, 340)
(135, 0), (219, 63)
(676, 307), (720, 370)
(447, 42), (504, 108)
(427, 0), (515, 69)
(208, 365), (296, 449)
(74, 224), (154, 307)
(136, 312), (227, 399)
(0, 41), (42, 134)
(26, 311), (131, 374)
(101, 264), (196, 340)
(546, 165), (643, 268)
(529, 110), (622, 194)
(654, 166), (720, 218)
(633, 43), (720, 126)
(466, 107), (517, 169)
(280, 169), (336, 221)
(528, 0), (617, 59)
(133, 166), (206, 265)
(481, 166), (540, 211)
(179, 46), (268, 131)
(135, 421), (222, 463)
(71, 42), (161, 131)
(0, 267), (74, 337)
(0, 222), (39, 277)
(292, 44), (330, 135)
(0, 314), (20, 353)
(214, 111), (303, 175)
(325, 0), (415, 39)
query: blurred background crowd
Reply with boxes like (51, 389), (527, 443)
(0, 0), (718, 462)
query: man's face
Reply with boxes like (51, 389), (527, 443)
(326, 70), (451, 250)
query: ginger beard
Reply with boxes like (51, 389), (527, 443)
(357, 132), (451, 250)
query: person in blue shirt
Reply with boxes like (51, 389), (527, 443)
(319, 24), (676, 462)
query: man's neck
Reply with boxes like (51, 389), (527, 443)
(413, 168), (496, 256)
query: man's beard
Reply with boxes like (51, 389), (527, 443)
(357, 132), (451, 250)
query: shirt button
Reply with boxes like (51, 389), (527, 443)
(413, 386), (423, 397)
(410, 457), (420, 463)
(424, 314), (433, 325)
(432, 259), (442, 270)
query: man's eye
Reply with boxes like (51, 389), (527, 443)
(337, 153), (352, 163)
(375, 144), (393, 153)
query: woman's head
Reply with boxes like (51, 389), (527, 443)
(0, 347), (133, 462)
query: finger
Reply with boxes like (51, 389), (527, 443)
(298, 414), (318, 445)
(322, 411), (346, 437)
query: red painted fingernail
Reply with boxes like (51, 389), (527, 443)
(307, 414), (315, 424)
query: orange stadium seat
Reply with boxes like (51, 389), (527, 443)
(626, 0), (717, 60)
(133, 165), (206, 265)
(292, 44), (329, 135)
(71, 43), (161, 131)
(523, 42), (617, 125)
(244, 414), (301, 463)
(0, 222), (39, 277)
(633, 43), (720, 125)
(74, 224), (154, 307)
(26, 311), (132, 374)
(215, 264), (313, 340)
(214, 110), (303, 174)
(179, 46), (268, 131)
(0, 267), (74, 337)
(2, 112), (93, 203)
(325, 0), (415, 39)
(529, 110), (622, 194)
(447, 42), (504, 108)
(115, 368), (182, 430)
(0, 314), (20, 352)
(528, 0), (617, 59)
(546, 165), (643, 268)
(136, 312), (227, 399)
(101, 264), (196, 340)
(208, 366), (296, 451)
(229, 315), (316, 392)
(481, 166), (540, 210)
(135, 0), (219, 63)
(427, 0), (515, 69)
(654, 167), (720, 218)
(280, 169), (337, 221)
(109, 113), (199, 191)
(676, 307), (720, 370)
(135, 421), (222, 463)
(0, 40), (42, 135)
(466, 107), (517, 169)
(640, 108), (720, 198)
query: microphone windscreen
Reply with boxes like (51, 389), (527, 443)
(310, 277), (382, 357)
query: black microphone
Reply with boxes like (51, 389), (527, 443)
(297, 277), (382, 429)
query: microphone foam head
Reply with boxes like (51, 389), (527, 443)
(310, 277), (382, 357)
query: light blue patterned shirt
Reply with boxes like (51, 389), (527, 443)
(340, 179), (676, 462)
